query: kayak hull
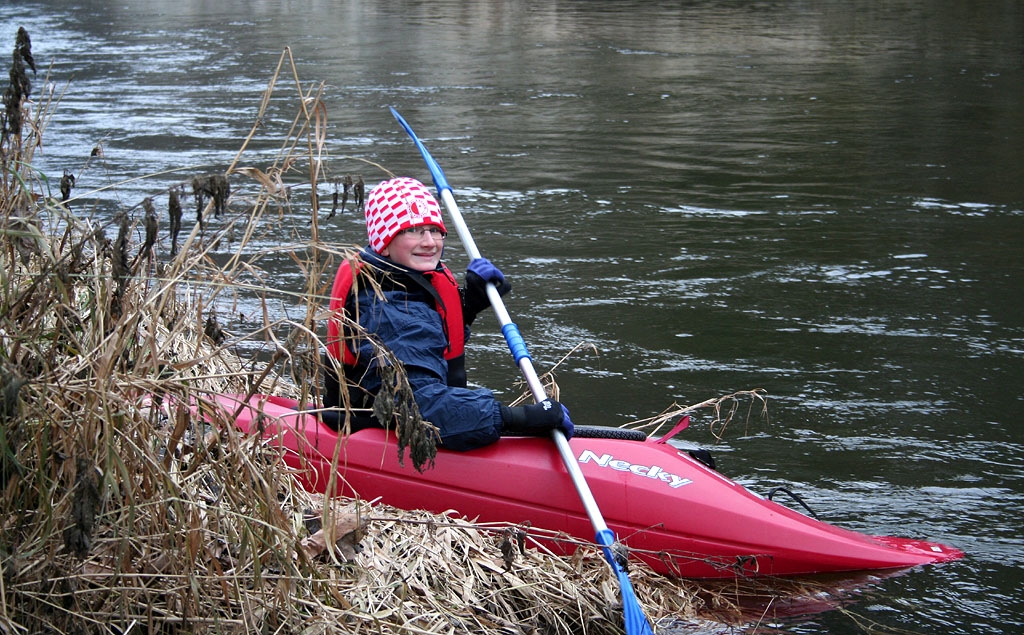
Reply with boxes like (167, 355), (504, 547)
(210, 393), (963, 578)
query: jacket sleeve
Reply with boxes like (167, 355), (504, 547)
(356, 290), (503, 451)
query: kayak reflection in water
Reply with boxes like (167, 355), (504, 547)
(322, 177), (574, 451)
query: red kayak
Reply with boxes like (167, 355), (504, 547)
(209, 393), (963, 578)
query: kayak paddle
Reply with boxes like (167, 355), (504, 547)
(390, 107), (655, 635)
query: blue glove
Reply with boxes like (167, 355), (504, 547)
(467, 257), (505, 284)
(558, 403), (575, 439)
(463, 258), (511, 325)
(500, 398), (573, 439)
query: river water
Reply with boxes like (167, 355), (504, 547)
(3, 1), (1022, 633)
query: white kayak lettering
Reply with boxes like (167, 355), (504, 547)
(577, 449), (694, 488)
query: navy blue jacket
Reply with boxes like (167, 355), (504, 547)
(326, 248), (503, 451)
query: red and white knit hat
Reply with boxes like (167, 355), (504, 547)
(364, 177), (447, 252)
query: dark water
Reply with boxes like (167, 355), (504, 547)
(4, 1), (1023, 633)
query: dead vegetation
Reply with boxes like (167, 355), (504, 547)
(0, 33), (877, 635)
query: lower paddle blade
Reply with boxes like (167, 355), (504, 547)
(618, 570), (654, 635)
(596, 529), (654, 635)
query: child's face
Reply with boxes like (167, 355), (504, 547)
(382, 224), (446, 271)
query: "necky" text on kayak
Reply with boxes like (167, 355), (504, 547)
(577, 450), (693, 488)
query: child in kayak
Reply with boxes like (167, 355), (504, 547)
(322, 176), (573, 451)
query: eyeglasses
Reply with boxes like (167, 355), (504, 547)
(397, 226), (446, 239)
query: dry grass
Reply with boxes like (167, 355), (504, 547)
(0, 35), (879, 635)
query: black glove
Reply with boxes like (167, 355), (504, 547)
(500, 399), (574, 439)
(462, 258), (511, 325)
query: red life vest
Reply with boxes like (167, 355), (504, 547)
(326, 257), (466, 366)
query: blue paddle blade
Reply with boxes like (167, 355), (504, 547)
(619, 573), (655, 635)
(389, 107), (452, 194)
(596, 529), (655, 635)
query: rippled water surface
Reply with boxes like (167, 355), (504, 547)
(3, 1), (1022, 633)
